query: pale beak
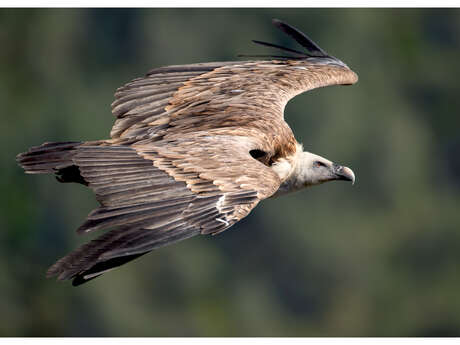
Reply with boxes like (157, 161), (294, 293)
(332, 164), (355, 185)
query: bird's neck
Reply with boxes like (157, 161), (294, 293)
(271, 144), (310, 198)
(271, 146), (332, 198)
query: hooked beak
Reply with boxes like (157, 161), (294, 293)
(332, 164), (355, 185)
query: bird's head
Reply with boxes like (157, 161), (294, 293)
(273, 149), (355, 197)
(297, 151), (355, 187)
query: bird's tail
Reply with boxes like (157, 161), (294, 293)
(17, 141), (94, 185)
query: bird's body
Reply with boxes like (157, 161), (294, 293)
(17, 20), (358, 285)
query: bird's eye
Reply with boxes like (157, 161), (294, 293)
(314, 161), (326, 168)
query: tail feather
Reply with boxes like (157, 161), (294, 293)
(17, 142), (83, 179)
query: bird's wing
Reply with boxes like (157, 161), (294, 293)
(46, 135), (280, 285)
(110, 20), (358, 144)
(110, 61), (244, 140)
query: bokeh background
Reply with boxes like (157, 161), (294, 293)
(1, 8), (460, 336)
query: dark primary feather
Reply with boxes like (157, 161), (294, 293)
(71, 253), (147, 286)
(246, 20), (331, 60)
(251, 40), (308, 56)
(236, 54), (305, 60)
(272, 18), (329, 57)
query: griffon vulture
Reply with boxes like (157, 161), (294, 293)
(17, 19), (358, 285)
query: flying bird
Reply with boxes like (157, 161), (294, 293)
(17, 19), (358, 286)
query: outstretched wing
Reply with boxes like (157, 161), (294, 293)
(110, 61), (244, 140)
(41, 134), (280, 285)
(109, 19), (358, 144)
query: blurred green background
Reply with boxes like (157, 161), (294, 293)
(1, 8), (460, 336)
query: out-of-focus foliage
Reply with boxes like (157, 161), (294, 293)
(1, 8), (460, 336)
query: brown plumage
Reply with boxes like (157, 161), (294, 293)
(17, 19), (358, 285)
